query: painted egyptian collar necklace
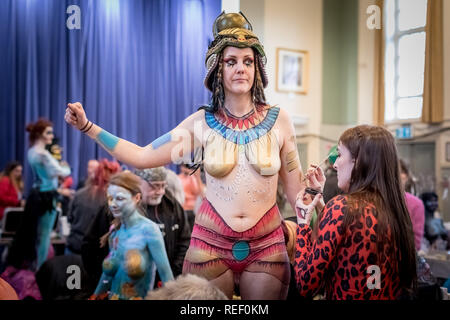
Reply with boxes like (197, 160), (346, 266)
(215, 104), (266, 130)
(205, 105), (280, 145)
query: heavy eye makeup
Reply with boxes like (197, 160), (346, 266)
(223, 57), (254, 67)
(244, 58), (254, 66)
(223, 58), (236, 66)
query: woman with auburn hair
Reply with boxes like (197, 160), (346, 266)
(7, 119), (70, 270)
(25, 118), (71, 269)
(2, 118), (70, 300)
(91, 171), (173, 300)
(294, 125), (417, 299)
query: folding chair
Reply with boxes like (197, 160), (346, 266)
(0, 207), (24, 239)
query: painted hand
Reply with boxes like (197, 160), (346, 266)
(65, 102), (88, 131)
(295, 188), (322, 225)
(305, 164), (326, 193)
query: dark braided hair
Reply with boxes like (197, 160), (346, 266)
(252, 52), (266, 105)
(212, 52), (225, 112)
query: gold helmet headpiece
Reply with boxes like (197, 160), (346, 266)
(204, 11), (268, 92)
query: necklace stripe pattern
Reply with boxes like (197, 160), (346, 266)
(205, 107), (280, 145)
(218, 105), (265, 130)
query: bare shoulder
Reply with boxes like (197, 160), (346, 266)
(270, 106), (296, 150)
(271, 106), (294, 135)
(177, 109), (206, 130)
(185, 109), (206, 122)
(276, 106), (292, 124)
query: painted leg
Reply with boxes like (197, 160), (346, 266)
(239, 270), (289, 300)
(36, 210), (57, 269)
(182, 258), (234, 299)
(209, 269), (235, 299)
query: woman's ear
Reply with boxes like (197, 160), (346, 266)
(134, 193), (142, 204)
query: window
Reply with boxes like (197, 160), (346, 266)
(384, 0), (427, 121)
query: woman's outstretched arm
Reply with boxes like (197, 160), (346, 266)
(65, 102), (203, 169)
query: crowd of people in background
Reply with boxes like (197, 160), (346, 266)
(0, 118), (449, 300)
(0, 118), (210, 299)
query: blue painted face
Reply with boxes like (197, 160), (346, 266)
(95, 184), (174, 299)
(107, 185), (138, 220)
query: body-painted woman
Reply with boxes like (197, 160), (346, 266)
(2, 119), (70, 299)
(92, 171), (173, 300)
(65, 12), (306, 299)
(26, 119), (71, 269)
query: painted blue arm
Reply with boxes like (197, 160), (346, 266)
(94, 272), (113, 296)
(41, 151), (71, 177)
(83, 110), (202, 169)
(96, 129), (172, 153)
(146, 224), (174, 283)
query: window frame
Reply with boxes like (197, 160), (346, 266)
(384, 0), (427, 124)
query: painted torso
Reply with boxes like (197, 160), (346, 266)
(27, 146), (70, 192)
(200, 106), (283, 232)
(99, 215), (172, 299)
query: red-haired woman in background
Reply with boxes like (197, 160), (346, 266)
(2, 118), (70, 300)
(65, 159), (121, 256)
(23, 118), (71, 270)
(0, 161), (25, 220)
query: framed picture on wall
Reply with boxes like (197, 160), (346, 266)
(276, 48), (309, 94)
(446, 142), (450, 162)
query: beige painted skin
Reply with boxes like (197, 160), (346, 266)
(65, 47), (306, 232)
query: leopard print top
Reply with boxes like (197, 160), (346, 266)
(294, 195), (402, 300)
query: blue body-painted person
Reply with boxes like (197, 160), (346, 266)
(5, 118), (70, 281)
(26, 118), (71, 270)
(91, 171), (173, 300)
